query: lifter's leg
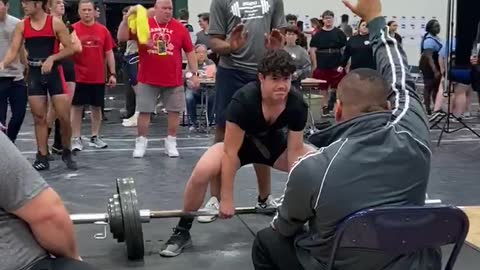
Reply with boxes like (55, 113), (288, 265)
(52, 94), (77, 170)
(160, 143), (227, 257)
(29, 96), (50, 170)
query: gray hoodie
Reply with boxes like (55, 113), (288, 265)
(272, 17), (441, 270)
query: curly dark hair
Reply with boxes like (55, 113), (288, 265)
(258, 49), (296, 77)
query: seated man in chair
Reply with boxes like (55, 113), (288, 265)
(251, 1), (442, 269)
(185, 44), (216, 131)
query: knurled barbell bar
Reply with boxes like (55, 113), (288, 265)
(69, 178), (443, 261)
(69, 178), (277, 260)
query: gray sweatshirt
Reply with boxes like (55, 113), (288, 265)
(273, 17), (440, 270)
(0, 15), (24, 80)
(284, 44), (311, 81)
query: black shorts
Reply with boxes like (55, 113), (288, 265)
(27, 65), (67, 96)
(61, 59), (76, 83)
(238, 129), (288, 167)
(471, 65), (480, 92)
(449, 68), (471, 85)
(72, 83), (105, 107)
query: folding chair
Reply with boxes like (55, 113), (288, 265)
(326, 205), (469, 270)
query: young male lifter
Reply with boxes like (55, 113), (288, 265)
(0, 0), (27, 143)
(0, 0), (77, 170)
(47, 0), (82, 155)
(251, 0), (440, 269)
(160, 49), (315, 257)
(71, 0), (116, 151)
(200, 0), (288, 220)
(117, 0), (200, 158)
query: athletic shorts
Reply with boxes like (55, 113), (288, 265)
(215, 66), (257, 128)
(61, 59), (75, 83)
(238, 129), (288, 167)
(471, 65), (480, 92)
(136, 83), (185, 113)
(449, 68), (471, 85)
(72, 83), (105, 107)
(312, 68), (346, 89)
(27, 65), (67, 97)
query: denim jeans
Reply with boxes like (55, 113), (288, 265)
(0, 78), (27, 143)
(185, 88), (215, 126)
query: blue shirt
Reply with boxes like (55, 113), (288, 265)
(422, 34), (442, 52)
(440, 39), (456, 59)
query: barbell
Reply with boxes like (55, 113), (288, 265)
(69, 178), (277, 261)
(69, 178), (443, 261)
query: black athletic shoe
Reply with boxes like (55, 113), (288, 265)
(62, 149), (78, 170)
(51, 144), (63, 155)
(159, 227), (192, 257)
(33, 153), (50, 171)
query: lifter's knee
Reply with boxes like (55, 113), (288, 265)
(188, 143), (223, 187)
(32, 112), (47, 126)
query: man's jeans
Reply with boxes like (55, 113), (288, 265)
(0, 78), (27, 143)
(185, 88), (215, 127)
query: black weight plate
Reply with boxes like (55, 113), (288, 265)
(117, 178), (144, 260)
(109, 194), (124, 243)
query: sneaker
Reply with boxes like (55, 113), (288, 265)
(33, 152), (49, 171)
(159, 227), (192, 257)
(72, 137), (83, 152)
(122, 112), (138, 127)
(164, 136), (179, 158)
(62, 149), (78, 170)
(89, 136), (108, 149)
(197, 196), (220, 223)
(133, 136), (148, 158)
(256, 195), (279, 210)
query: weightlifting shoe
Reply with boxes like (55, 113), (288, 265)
(256, 195), (279, 210)
(164, 136), (179, 158)
(72, 137), (83, 151)
(133, 136), (148, 158)
(197, 196), (220, 223)
(159, 227), (192, 257)
(33, 152), (50, 171)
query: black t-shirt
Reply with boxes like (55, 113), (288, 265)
(341, 34), (376, 70)
(225, 81), (308, 137)
(310, 28), (347, 69)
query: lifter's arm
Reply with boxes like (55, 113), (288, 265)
(220, 121), (245, 218)
(117, 13), (131, 42)
(51, 17), (75, 62)
(14, 188), (81, 260)
(1, 21), (24, 67)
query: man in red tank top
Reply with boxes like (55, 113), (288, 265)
(0, 0), (78, 171)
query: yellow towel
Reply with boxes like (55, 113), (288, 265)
(128, 5), (150, 45)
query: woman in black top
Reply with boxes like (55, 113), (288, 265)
(339, 20), (375, 72)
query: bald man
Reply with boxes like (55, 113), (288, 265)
(117, 0), (199, 158)
(251, 0), (439, 269)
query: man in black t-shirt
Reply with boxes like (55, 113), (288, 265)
(310, 10), (347, 117)
(159, 49), (315, 257)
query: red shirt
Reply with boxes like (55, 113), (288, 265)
(132, 18), (193, 87)
(72, 21), (115, 84)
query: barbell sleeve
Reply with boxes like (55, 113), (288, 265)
(71, 213), (108, 224)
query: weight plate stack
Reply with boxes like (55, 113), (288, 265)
(117, 178), (145, 260)
(107, 194), (124, 243)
